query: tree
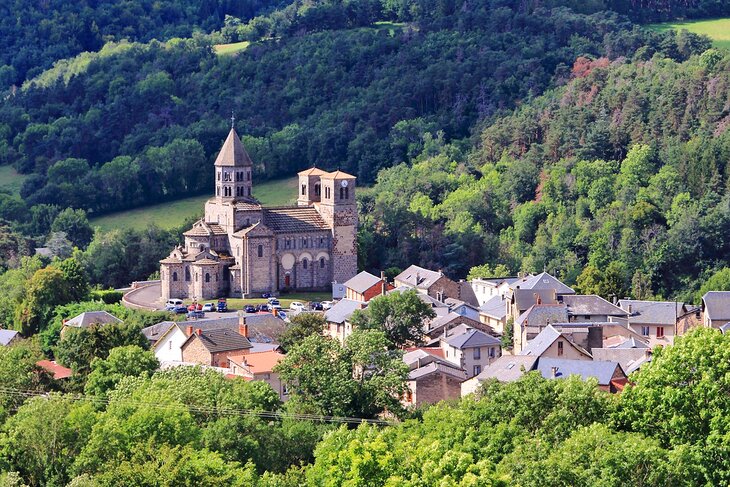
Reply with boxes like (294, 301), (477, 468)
(277, 313), (326, 352)
(51, 209), (93, 250)
(85, 345), (158, 396)
(55, 257), (89, 302)
(0, 342), (52, 422)
(467, 263), (511, 281)
(14, 266), (72, 335)
(350, 290), (435, 347)
(697, 267), (730, 302)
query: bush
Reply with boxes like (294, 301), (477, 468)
(89, 289), (124, 304)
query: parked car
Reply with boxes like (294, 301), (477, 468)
(309, 301), (323, 311)
(188, 303), (202, 312)
(217, 299), (228, 312)
(290, 301), (305, 312)
(321, 301), (334, 310)
(262, 293), (272, 299)
(173, 305), (188, 314)
(267, 297), (280, 306)
(257, 304), (270, 313)
(202, 303), (215, 312)
(244, 304), (256, 313)
(165, 299), (183, 311)
(187, 310), (205, 319)
(272, 304), (282, 313)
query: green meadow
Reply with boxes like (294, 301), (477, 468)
(649, 18), (730, 50)
(0, 165), (28, 196)
(91, 177), (297, 232)
(213, 41), (250, 55)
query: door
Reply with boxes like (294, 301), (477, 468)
(284, 274), (291, 287)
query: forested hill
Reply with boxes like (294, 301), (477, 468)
(0, 0), (705, 222)
(359, 49), (730, 302)
(0, 0), (281, 85)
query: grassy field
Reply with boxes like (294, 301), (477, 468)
(0, 165), (28, 196)
(649, 18), (730, 50)
(91, 177), (298, 232)
(214, 41), (250, 55)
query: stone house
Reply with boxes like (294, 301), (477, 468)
(161, 128), (358, 300)
(402, 348), (467, 407)
(343, 271), (393, 302)
(519, 325), (592, 361)
(536, 358), (627, 393)
(394, 265), (461, 303)
(181, 327), (253, 367)
(440, 328), (502, 378)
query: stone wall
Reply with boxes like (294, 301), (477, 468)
(410, 373), (463, 406)
(181, 335), (212, 365)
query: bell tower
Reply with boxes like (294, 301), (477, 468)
(214, 120), (254, 202)
(319, 170), (358, 283)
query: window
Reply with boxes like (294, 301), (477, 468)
(641, 326), (650, 336)
(285, 239), (291, 249)
(656, 326), (665, 338)
(320, 257), (325, 268)
(257, 245), (263, 258)
(473, 347), (481, 360)
(557, 341), (564, 357)
(216, 187), (220, 196)
(489, 347), (495, 358)
(473, 365), (481, 376)
(195, 272), (198, 282)
(185, 268), (191, 282)
(301, 184), (306, 196)
(172, 271), (177, 282)
(169, 341), (172, 350)
(344, 187), (349, 199)
(340, 187), (344, 199)
(217, 172), (220, 181)
(247, 170), (251, 181)
(303, 259), (308, 270)
(315, 183), (321, 196)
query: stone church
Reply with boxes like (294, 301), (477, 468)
(160, 127), (358, 300)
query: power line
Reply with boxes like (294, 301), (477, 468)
(0, 387), (396, 426)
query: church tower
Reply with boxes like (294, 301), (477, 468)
(214, 126), (254, 202)
(319, 170), (358, 283)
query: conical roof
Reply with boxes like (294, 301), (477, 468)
(214, 128), (253, 167)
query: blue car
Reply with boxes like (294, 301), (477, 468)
(173, 305), (188, 314)
(187, 310), (205, 319)
(244, 305), (256, 313)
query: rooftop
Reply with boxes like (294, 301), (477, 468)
(187, 328), (253, 353)
(474, 355), (538, 382)
(479, 295), (507, 319)
(344, 271), (382, 294)
(229, 350), (285, 374)
(520, 325), (590, 358)
(64, 311), (122, 329)
(445, 328), (501, 349)
(618, 299), (685, 325)
(324, 299), (363, 324)
(510, 272), (575, 294)
(0, 329), (19, 346)
(561, 295), (627, 317)
(395, 265), (444, 290)
(36, 360), (72, 379)
(702, 292), (730, 322)
(214, 128), (253, 167)
(263, 207), (330, 233)
(536, 357), (623, 386)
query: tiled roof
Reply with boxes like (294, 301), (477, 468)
(702, 292), (730, 322)
(320, 170), (356, 179)
(36, 360), (72, 379)
(520, 325), (590, 358)
(537, 357), (623, 386)
(188, 328), (252, 353)
(192, 258), (220, 265)
(445, 329), (500, 349)
(183, 220), (227, 237)
(263, 207), (329, 233)
(516, 304), (568, 327)
(618, 299), (685, 325)
(562, 295), (627, 317)
(475, 355), (538, 382)
(0, 329), (19, 346)
(344, 271), (382, 294)
(214, 128), (253, 167)
(235, 200), (262, 211)
(298, 167), (327, 176)
(160, 257), (183, 264)
(64, 311), (122, 329)
(511, 272), (575, 294)
(229, 350), (285, 374)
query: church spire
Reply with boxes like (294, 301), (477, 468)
(214, 127), (253, 167)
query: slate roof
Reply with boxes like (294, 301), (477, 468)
(513, 289), (558, 312)
(625, 354), (652, 374)
(389, 286), (449, 307)
(702, 292), (730, 322)
(537, 357), (623, 386)
(0, 329), (19, 346)
(64, 311), (122, 329)
(395, 265), (444, 290)
(457, 282), (480, 307)
(324, 299), (362, 324)
(561, 295), (627, 317)
(520, 325), (590, 358)
(263, 207), (329, 233)
(143, 314), (287, 345)
(403, 348), (446, 368)
(344, 271), (382, 294)
(608, 337), (650, 349)
(511, 272), (575, 294)
(187, 328), (253, 353)
(408, 361), (467, 381)
(720, 322), (730, 334)
(214, 128), (253, 167)
(515, 304), (568, 328)
(479, 295), (507, 319)
(618, 299), (685, 325)
(445, 329), (500, 349)
(474, 355), (538, 382)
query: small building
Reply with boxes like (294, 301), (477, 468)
(181, 327), (253, 367)
(394, 265), (461, 303)
(0, 329), (20, 346)
(461, 355), (539, 396)
(471, 276), (520, 305)
(478, 295), (508, 334)
(323, 298), (364, 344)
(561, 295), (628, 322)
(617, 299), (687, 347)
(424, 312), (497, 344)
(61, 311), (122, 336)
(513, 303), (568, 353)
(520, 325), (592, 361)
(402, 348), (466, 407)
(228, 351), (288, 401)
(36, 360), (72, 380)
(343, 271), (393, 302)
(444, 298), (481, 321)
(508, 288), (559, 323)
(702, 292), (730, 329)
(536, 357), (626, 393)
(440, 328), (501, 378)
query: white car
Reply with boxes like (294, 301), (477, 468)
(165, 298), (183, 311)
(321, 300), (334, 310)
(289, 301), (305, 312)
(202, 303), (215, 312)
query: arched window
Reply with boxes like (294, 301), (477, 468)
(257, 245), (263, 258)
(248, 187), (251, 196)
(172, 272), (178, 282)
(205, 273), (210, 283)
(216, 187), (220, 196)
(340, 187), (344, 199)
(301, 184), (306, 196)
(344, 187), (349, 199)
(320, 257), (325, 268)
(185, 268), (191, 281)
(315, 183), (321, 197)
(247, 170), (251, 181)
(303, 259), (308, 270)
(195, 272), (198, 282)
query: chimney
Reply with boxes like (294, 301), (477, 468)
(551, 366), (558, 378)
(239, 319), (249, 338)
(381, 270), (386, 295)
(536, 294), (542, 305)
(186, 325), (193, 337)
(628, 304), (632, 314)
(196, 328), (202, 336)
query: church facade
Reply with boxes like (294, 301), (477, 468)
(160, 128), (358, 300)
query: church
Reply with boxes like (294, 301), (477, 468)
(160, 127), (358, 300)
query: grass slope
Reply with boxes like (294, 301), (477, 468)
(91, 176), (297, 232)
(214, 41), (250, 55)
(0, 165), (28, 196)
(649, 18), (730, 49)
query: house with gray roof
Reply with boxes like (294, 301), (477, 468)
(617, 299), (689, 347)
(181, 327), (252, 367)
(702, 292), (730, 329)
(510, 272), (575, 295)
(509, 288), (559, 323)
(344, 271), (393, 302)
(513, 303), (568, 353)
(461, 355), (539, 396)
(471, 276), (520, 305)
(61, 311), (122, 337)
(0, 329), (20, 346)
(561, 295), (628, 322)
(536, 357), (626, 392)
(323, 298), (364, 344)
(402, 347), (467, 407)
(424, 311), (496, 344)
(394, 265), (462, 303)
(479, 295), (508, 333)
(440, 328), (501, 378)
(520, 325), (591, 361)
